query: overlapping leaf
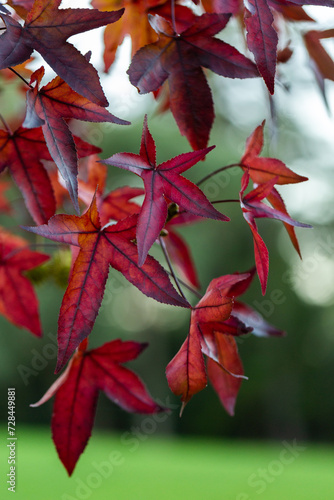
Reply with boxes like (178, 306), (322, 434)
(23, 66), (129, 213)
(31, 338), (165, 475)
(0, 227), (49, 336)
(0, 124), (100, 224)
(23, 194), (190, 372)
(240, 171), (310, 294)
(202, 0), (333, 93)
(103, 116), (228, 266)
(167, 270), (285, 414)
(128, 13), (259, 149)
(240, 121), (308, 185)
(91, 0), (197, 72)
(0, 0), (124, 105)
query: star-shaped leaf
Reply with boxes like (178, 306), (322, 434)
(23, 66), (129, 213)
(102, 116), (229, 266)
(23, 194), (190, 372)
(0, 0), (125, 105)
(31, 338), (166, 475)
(0, 124), (100, 224)
(128, 13), (259, 149)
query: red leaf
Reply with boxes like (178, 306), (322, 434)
(0, 227), (49, 336)
(166, 323), (207, 412)
(23, 66), (129, 212)
(167, 278), (234, 411)
(0, 125), (100, 224)
(103, 116), (229, 266)
(0, 1), (125, 105)
(207, 334), (244, 416)
(244, 0), (278, 94)
(163, 228), (200, 289)
(128, 13), (258, 149)
(32, 339), (164, 475)
(241, 122), (308, 185)
(239, 171), (310, 293)
(23, 194), (190, 372)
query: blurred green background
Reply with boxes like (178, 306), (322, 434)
(1, 9), (334, 497)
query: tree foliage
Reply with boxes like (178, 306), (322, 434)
(0, 0), (333, 476)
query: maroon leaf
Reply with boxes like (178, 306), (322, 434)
(23, 66), (129, 213)
(0, 124), (100, 224)
(128, 13), (259, 149)
(23, 194), (190, 372)
(244, 0), (278, 94)
(31, 339), (165, 475)
(102, 116), (228, 266)
(0, 1), (125, 105)
(0, 227), (49, 336)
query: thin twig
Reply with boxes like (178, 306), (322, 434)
(171, 0), (177, 34)
(8, 67), (33, 89)
(211, 199), (239, 204)
(159, 235), (188, 301)
(196, 163), (242, 187)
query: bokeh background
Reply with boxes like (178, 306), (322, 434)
(1, 2), (334, 499)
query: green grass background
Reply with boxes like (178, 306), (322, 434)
(1, 426), (333, 500)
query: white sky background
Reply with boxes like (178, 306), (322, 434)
(24, 1), (334, 305)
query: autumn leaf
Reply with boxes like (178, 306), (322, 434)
(102, 116), (229, 266)
(0, 0), (124, 105)
(128, 13), (259, 149)
(167, 270), (285, 414)
(240, 121), (308, 185)
(23, 194), (190, 372)
(91, 0), (172, 72)
(244, 0), (278, 94)
(31, 339), (166, 475)
(239, 171), (310, 294)
(0, 124), (100, 224)
(166, 279), (234, 412)
(0, 227), (49, 336)
(23, 66), (129, 213)
(202, 0), (332, 93)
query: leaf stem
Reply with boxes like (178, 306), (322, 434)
(159, 235), (188, 301)
(171, 0), (177, 34)
(211, 199), (239, 204)
(0, 113), (11, 134)
(196, 163), (243, 187)
(8, 67), (33, 89)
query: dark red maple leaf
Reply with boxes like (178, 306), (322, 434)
(23, 66), (129, 213)
(23, 194), (190, 372)
(167, 270), (284, 414)
(92, 0), (196, 72)
(102, 116), (229, 266)
(0, 124), (100, 224)
(166, 273), (245, 415)
(0, 0), (124, 105)
(31, 338), (166, 475)
(128, 13), (259, 150)
(240, 121), (308, 185)
(0, 227), (49, 336)
(239, 121), (308, 256)
(240, 171), (310, 294)
(201, 0), (332, 93)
